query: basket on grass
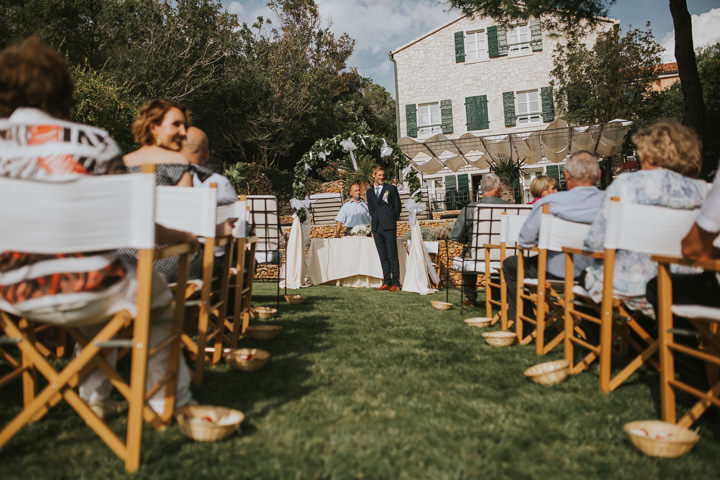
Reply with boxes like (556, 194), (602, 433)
(253, 306), (277, 319)
(176, 405), (245, 442)
(624, 420), (699, 457)
(524, 360), (569, 386)
(431, 300), (453, 310)
(246, 325), (281, 341)
(225, 348), (270, 371)
(482, 331), (516, 347)
(464, 317), (493, 328)
(285, 294), (306, 304)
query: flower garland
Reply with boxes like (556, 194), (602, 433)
(291, 132), (420, 222)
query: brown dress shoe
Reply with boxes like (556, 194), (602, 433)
(376, 284), (390, 291)
(388, 285), (400, 292)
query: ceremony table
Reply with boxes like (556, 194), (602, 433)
(307, 237), (407, 287)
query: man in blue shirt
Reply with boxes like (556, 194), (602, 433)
(502, 150), (605, 324)
(334, 183), (371, 237)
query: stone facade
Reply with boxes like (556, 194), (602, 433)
(390, 13), (617, 198)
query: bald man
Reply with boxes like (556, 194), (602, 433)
(181, 126), (237, 205)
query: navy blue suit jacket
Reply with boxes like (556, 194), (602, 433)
(367, 183), (401, 232)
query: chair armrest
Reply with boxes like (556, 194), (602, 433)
(651, 255), (720, 271)
(561, 247), (603, 259)
(483, 243), (502, 249)
(517, 246), (539, 253)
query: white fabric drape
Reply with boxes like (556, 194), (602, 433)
(401, 220), (437, 295)
(280, 215), (309, 289)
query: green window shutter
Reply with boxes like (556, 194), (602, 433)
(440, 99), (453, 134)
(405, 104), (417, 138)
(541, 86), (555, 122)
(529, 18), (542, 51)
(457, 174), (469, 192)
(445, 175), (457, 190)
(503, 91), (516, 127)
(465, 95), (489, 131)
(497, 25), (508, 56)
(487, 26), (499, 58)
(454, 31), (465, 63)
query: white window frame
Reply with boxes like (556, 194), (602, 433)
(417, 102), (442, 137)
(507, 24), (531, 55)
(515, 89), (542, 126)
(464, 29), (488, 62)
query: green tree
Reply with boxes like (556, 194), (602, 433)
(550, 25), (663, 124)
(448, 0), (714, 178)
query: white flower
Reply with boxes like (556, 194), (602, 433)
(340, 138), (357, 152)
(349, 224), (371, 236)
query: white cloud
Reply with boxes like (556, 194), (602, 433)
(660, 8), (720, 63)
(227, 1), (244, 16)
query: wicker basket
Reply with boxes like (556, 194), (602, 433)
(176, 405), (245, 442)
(225, 348), (270, 371)
(464, 317), (493, 328)
(482, 331), (517, 347)
(431, 300), (453, 311)
(524, 360), (569, 386)
(624, 420), (699, 457)
(246, 325), (281, 341)
(253, 306), (277, 319)
(285, 295), (306, 304)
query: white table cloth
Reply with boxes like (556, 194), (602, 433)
(307, 237), (407, 288)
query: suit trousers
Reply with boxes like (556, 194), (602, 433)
(373, 229), (401, 286)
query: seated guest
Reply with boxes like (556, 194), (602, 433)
(181, 126), (237, 205)
(502, 151), (604, 323)
(0, 39), (194, 418)
(123, 99), (194, 186)
(527, 175), (557, 204)
(450, 173), (509, 306)
(583, 122), (709, 318)
(334, 183), (371, 237)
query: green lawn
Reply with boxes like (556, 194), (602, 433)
(1, 283), (719, 479)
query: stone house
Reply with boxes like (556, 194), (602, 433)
(389, 13), (618, 205)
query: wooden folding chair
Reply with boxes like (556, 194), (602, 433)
(516, 204), (591, 355)
(563, 198), (699, 393)
(481, 211), (531, 330)
(0, 164), (192, 472)
(156, 184), (231, 385)
(654, 255), (720, 427)
(247, 195), (281, 307)
(217, 195), (258, 348)
(448, 204), (531, 314)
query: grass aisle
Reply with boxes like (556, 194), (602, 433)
(1, 283), (719, 479)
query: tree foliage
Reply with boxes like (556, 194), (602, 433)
(550, 24), (662, 124)
(0, 0), (397, 195)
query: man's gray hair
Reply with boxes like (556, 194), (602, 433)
(480, 173), (501, 194)
(565, 150), (599, 185)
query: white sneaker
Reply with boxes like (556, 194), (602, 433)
(89, 399), (128, 420)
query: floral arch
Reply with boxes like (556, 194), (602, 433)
(291, 132), (420, 221)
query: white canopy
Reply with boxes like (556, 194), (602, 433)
(401, 119), (633, 174)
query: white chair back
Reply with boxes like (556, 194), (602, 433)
(469, 204), (532, 261)
(604, 201), (699, 256)
(217, 199), (250, 238)
(500, 213), (530, 245)
(156, 186), (217, 238)
(538, 213), (591, 252)
(0, 173), (155, 252)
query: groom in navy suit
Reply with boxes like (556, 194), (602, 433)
(367, 165), (402, 291)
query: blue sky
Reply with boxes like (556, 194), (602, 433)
(222, 1), (720, 97)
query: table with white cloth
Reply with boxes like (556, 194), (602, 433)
(307, 237), (407, 287)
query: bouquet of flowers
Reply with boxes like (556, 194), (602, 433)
(349, 224), (371, 237)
